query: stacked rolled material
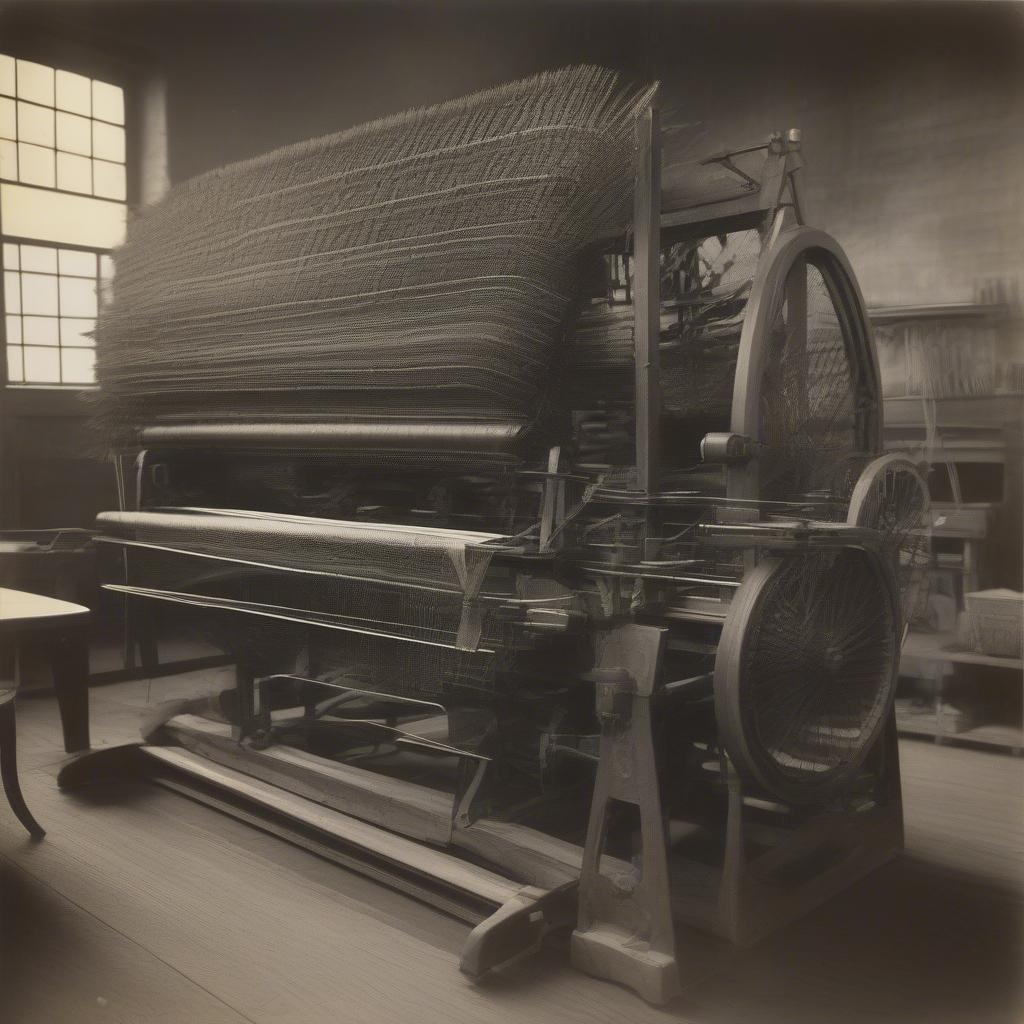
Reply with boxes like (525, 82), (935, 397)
(93, 66), (656, 446)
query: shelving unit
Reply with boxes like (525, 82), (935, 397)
(873, 301), (1023, 756)
(893, 491), (1020, 756)
(898, 629), (1024, 754)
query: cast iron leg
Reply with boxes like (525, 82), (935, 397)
(233, 661), (261, 743)
(571, 624), (680, 1005)
(52, 629), (90, 753)
(0, 699), (45, 839)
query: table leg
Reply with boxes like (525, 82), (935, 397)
(52, 628), (90, 753)
(137, 602), (160, 676)
(0, 698), (45, 839)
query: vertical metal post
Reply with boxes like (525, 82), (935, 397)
(633, 100), (661, 495)
(539, 445), (562, 551)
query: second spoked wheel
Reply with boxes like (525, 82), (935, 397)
(714, 546), (900, 804)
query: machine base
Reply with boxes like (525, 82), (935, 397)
(571, 927), (681, 1005)
(56, 711), (903, 1005)
(58, 743), (577, 978)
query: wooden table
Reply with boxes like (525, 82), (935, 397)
(0, 588), (91, 753)
(0, 530), (95, 602)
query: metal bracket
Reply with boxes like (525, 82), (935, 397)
(700, 432), (753, 464)
(538, 446), (566, 552)
(700, 153), (760, 192)
(460, 882), (578, 978)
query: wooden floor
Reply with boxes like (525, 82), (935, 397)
(2, 669), (1022, 1024)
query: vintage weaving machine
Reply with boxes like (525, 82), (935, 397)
(65, 67), (929, 1002)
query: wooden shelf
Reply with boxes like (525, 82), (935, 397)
(929, 505), (991, 540)
(895, 703), (976, 736)
(958, 723), (1024, 749)
(896, 712), (1023, 755)
(902, 630), (1023, 672)
(868, 301), (1007, 324)
(898, 632), (1023, 754)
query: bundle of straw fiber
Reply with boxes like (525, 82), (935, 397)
(93, 66), (656, 445)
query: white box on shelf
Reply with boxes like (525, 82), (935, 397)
(964, 589), (1024, 658)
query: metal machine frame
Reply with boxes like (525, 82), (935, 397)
(60, 90), (911, 1005)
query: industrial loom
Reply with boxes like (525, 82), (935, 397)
(66, 67), (930, 1002)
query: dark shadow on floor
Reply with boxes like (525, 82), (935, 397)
(0, 856), (247, 1024)
(668, 854), (1023, 1024)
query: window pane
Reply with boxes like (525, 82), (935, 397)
(2, 243), (18, 268)
(57, 150), (91, 193)
(21, 272), (58, 314)
(1, 183), (126, 249)
(56, 111), (91, 155)
(23, 316), (59, 345)
(18, 101), (55, 147)
(23, 345), (60, 382)
(0, 56), (15, 97)
(91, 80), (123, 125)
(0, 138), (15, 181)
(92, 158), (125, 200)
(17, 60), (54, 107)
(6, 315), (22, 343)
(58, 249), (96, 277)
(61, 317), (95, 346)
(4, 271), (20, 313)
(20, 245), (57, 272)
(7, 345), (24, 382)
(93, 120), (125, 163)
(0, 96), (14, 138)
(59, 275), (97, 317)
(18, 142), (55, 188)
(55, 70), (91, 116)
(61, 346), (94, 383)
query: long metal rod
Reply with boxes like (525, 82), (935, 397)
(633, 99), (661, 493)
(94, 536), (466, 595)
(118, 506), (504, 544)
(102, 584), (498, 653)
(578, 564), (741, 587)
(142, 745), (517, 907)
(94, 534), (566, 607)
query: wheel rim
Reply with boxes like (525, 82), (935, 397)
(715, 547), (899, 802)
(848, 454), (931, 629)
(728, 230), (881, 510)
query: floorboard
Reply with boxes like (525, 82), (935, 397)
(2, 671), (1022, 1024)
(0, 857), (252, 1024)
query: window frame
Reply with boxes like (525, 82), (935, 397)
(0, 32), (140, 392)
(3, 233), (112, 387)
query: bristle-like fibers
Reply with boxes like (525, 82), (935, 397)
(94, 66), (656, 444)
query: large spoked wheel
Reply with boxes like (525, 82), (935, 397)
(847, 453), (931, 631)
(714, 547), (900, 804)
(728, 228), (881, 509)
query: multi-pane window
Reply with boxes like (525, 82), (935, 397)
(3, 241), (112, 384)
(0, 55), (126, 200)
(0, 54), (127, 387)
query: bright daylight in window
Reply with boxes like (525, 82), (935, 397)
(0, 53), (127, 386)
